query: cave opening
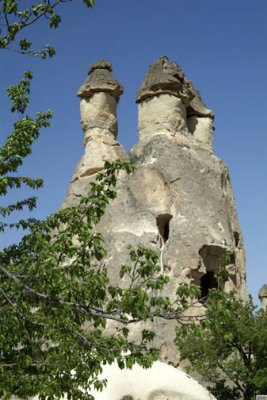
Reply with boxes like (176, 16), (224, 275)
(234, 231), (240, 247)
(156, 214), (173, 247)
(198, 244), (232, 303)
(199, 271), (218, 302)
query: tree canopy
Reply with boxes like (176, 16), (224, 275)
(176, 290), (267, 400)
(1, 158), (191, 399)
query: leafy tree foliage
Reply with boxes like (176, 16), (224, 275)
(0, 71), (53, 233)
(176, 290), (267, 400)
(1, 158), (192, 399)
(0, 0), (95, 57)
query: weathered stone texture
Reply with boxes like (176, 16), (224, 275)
(136, 56), (193, 105)
(138, 94), (189, 142)
(63, 57), (247, 367)
(94, 133), (246, 364)
(259, 284), (267, 310)
(77, 60), (123, 101)
(187, 116), (214, 150)
(136, 57), (215, 152)
(80, 93), (118, 139)
(63, 60), (128, 206)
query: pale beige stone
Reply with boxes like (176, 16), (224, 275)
(76, 136), (127, 179)
(259, 284), (267, 310)
(138, 94), (188, 141)
(187, 116), (214, 151)
(62, 58), (248, 392)
(62, 61), (127, 208)
(128, 166), (172, 213)
(80, 92), (118, 141)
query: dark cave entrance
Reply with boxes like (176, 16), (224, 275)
(156, 214), (173, 247)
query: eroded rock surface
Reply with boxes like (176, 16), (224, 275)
(63, 57), (247, 366)
(136, 57), (215, 151)
(63, 61), (128, 206)
(259, 284), (267, 310)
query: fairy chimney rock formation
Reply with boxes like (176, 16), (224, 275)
(258, 285), (267, 310)
(136, 57), (214, 151)
(136, 56), (192, 145)
(64, 61), (127, 205)
(77, 60), (123, 138)
(64, 57), (247, 365)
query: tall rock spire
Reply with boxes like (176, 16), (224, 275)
(136, 56), (215, 151)
(63, 61), (127, 206)
(136, 56), (193, 143)
(63, 57), (247, 366)
(259, 285), (267, 310)
(186, 82), (215, 152)
(77, 60), (123, 140)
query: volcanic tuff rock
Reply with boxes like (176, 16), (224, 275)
(64, 60), (127, 203)
(259, 284), (267, 310)
(63, 57), (247, 365)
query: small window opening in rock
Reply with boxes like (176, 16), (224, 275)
(156, 214), (172, 247)
(234, 231), (240, 247)
(199, 271), (218, 302)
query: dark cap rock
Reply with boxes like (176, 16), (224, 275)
(136, 56), (193, 105)
(77, 60), (124, 101)
(187, 82), (214, 118)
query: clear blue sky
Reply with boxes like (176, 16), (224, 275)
(1, 0), (266, 304)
